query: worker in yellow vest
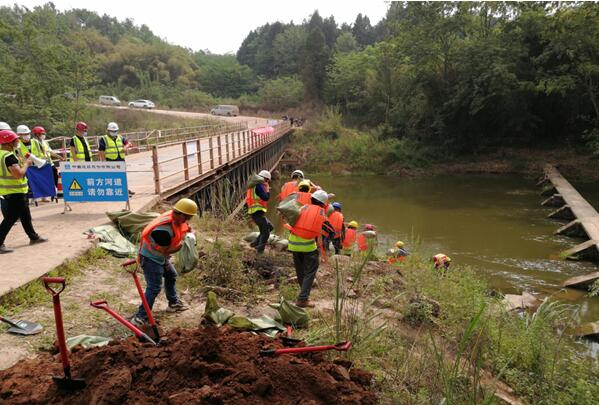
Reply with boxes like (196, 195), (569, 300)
(69, 122), (92, 162)
(98, 122), (134, 195)
(15, 125), (43, 161)
(0, 130), (47, 254)
(245, 170), (272, 254)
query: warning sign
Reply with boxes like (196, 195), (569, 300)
(69, 179), (82, 190)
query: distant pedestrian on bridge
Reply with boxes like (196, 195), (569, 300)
(70, 121), (92, 162)
(246, 170), (273, 254)
(0, 130), (48, 254)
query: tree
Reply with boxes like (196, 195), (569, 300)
(334, 32), (358, 53)
(301, 27), (329, 100)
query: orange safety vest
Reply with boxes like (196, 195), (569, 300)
(357, 233), (368, 251)
(280, 181), (298, 201)
(296, 191), (312, 205)
(388, 256), (407, 264)
(328, 211), (344, 238)
(289, 204), (326, 239)
(245, 182), (270, 210)
(140, 210), (190, 257)
(342, 228), (357, 248)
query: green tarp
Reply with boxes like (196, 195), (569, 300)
(87, 225), (137, 258)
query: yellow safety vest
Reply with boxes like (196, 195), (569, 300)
(102, 135), (124, 160)
(70, 136), (91, 162)
(0, 150), (28, 195)
(17, 139), (43, 160)
(41, 139), (53, 164)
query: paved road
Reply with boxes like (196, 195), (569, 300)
(0, 109), (268, 296)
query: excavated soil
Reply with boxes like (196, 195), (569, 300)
(0, 326), (376, 404)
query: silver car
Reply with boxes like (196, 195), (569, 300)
(128, 99), (155, 109)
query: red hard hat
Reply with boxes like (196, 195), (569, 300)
(75, 121), (88, 131)
(32, 126), (46, 135)
(0, 130), (19, 144)
(364, 224), (375, 231)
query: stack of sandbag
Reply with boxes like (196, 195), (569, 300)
(243, 232), (289, 250)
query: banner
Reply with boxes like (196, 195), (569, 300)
(26, 164), (56, 199)
(59, 161), (128, 203)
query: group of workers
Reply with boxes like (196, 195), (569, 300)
(0, 120), (132, 254)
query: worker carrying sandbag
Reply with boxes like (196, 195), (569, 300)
(245, 170), (273, 254)
(279, 169), (304, 201)
(387, 241), (409, 264)
(286, 190), (335, 308)
(131, 198), (197, 327)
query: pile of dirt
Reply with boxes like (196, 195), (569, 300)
(0, 326), (376, 404)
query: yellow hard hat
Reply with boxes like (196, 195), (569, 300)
(348, 220), (358, 229)
(298, 180), (311, 192)
(173, 198), (198, 216)
(396, 241), (405, 248)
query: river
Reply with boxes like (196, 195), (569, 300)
(268, 174), (599, 324)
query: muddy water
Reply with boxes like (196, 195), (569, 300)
(268, 174), (599, 323)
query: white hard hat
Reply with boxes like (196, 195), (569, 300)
(258, 170), (271, 180)
(0, 122), (11, 130)
(16, 125), (31, 135)
(291, 169), (304, 179)
(312, 190), (329, 204)
(107, 122), (119, 131)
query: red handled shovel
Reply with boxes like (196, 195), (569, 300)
(90, 300), (157, 346)
(42, 277), (86, 391)
(260, 341), (352, 356)
(121, 258), (161, 342)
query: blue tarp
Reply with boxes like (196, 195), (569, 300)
(26, 164), (56, 199)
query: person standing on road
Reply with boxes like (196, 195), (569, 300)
(69, 122), (92, 162)
(131, 198), (196, 326)
(246, 170), (273, 254)
(98, 122), (134, 195)
(0, 130), (48, 254)
(287, 190), (335, 308)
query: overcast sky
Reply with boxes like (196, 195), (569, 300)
(2, 0), (390, 54)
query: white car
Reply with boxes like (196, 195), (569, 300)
(128, 99), (155, 109)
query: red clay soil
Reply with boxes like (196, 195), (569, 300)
(0, 326), (376, 404)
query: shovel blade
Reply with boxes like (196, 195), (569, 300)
(6, 320), (43, 335)
(52, 376), (86, 391)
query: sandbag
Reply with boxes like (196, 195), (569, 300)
(362, 230), (377, 239)
(87, 225), (136, 258)
(246, 173), (265, 189)
(66, 335), (111, 350)
(106, 210), (159, 236)
(243, 232), (288, 248)
(176, 233), (198, 273)
(326, 204), (334, 216)
(277, 194), (303, 226)
(269, 297), (309, 328)
(203, 291), (234, 326)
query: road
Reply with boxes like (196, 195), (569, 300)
(0, 108), (268, 297)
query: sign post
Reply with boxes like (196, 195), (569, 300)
(59, 162), (129, 212)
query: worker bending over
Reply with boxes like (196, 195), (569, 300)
(246, 170), (273, 254)
(287, 190), (335, 308)
(433, 253), (451, 271)
(279, 169), (303, 201)
(131, 198), (196, 326)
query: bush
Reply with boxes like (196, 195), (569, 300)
(257, 76), (304, 110)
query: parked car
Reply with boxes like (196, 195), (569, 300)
(210, 105), (239, 117)
(128, 99), (155, 109)
(99, 95), (121, 106)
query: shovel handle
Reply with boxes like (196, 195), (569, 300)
(42, 277), (66, 296)
(90, 300), (157, 346)
(121, 259), (137, 272)
(261, 341), (352, 356)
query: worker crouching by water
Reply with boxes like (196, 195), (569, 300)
(433, 253), (451, 271)
(131, 198), (196, 326)
(387, 241), (409, 264)
(246, 170), (273, 254)
(287, 190), (335, 308)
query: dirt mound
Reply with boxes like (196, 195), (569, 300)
(0, 326), (376, 404)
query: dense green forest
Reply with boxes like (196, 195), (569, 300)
(2, 2), (599, 154)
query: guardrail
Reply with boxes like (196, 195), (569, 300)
(45, 122), (247, 159)
(151, 122), (291, 195)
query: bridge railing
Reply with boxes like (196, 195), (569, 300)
(151, 121), (291, 195)
(45, 122), (247, 159)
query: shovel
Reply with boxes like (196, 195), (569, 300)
(260, 341), (352, 356)
(280, 325), (302, 347)
(90, 300), (157, 346)
(0, 315), (43, 335)
(122, 258), (162, 342)
(42, 277), (86, 391)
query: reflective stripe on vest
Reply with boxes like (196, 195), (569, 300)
(288, 233), (317, 252)
(102, 135), (124, 160)
(289, 204), (325, 240)
(246, 183), (269, 214)
(140, 210), (190, 258)
(17, 139), (43, 160)
(70, 136), (91, 161)
(328, 211), (344, 236)
(0, 150), (28, 195)
(280, 181), (298, 201)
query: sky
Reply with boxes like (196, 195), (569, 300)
(2, 0), (390, 54)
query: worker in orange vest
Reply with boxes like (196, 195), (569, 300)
(287, 190), (335, 307)
(131, 198), (197, 327)
(341, 220), (358, 255)
(293, 180), (313, 205)
(358, 224), (378, 253)
(279, 169), (304, 201)
(246, 170), (273, 254)
(433, 253), (451, 270)
(387, 241), (409, 264)
(326, 202), (344, 254)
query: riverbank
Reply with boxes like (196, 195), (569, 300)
(1, 212), (598, 403)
